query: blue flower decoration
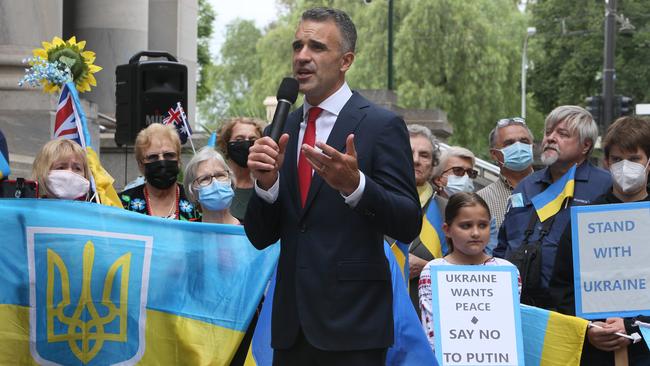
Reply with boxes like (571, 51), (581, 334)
(130, 198), (146, 211)
(179, 200), (194, 213)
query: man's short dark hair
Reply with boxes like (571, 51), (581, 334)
(301, 7), (357, 53)
(603, 116), (650, 160)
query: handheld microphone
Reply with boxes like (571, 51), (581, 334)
(268, 78), (299, 142)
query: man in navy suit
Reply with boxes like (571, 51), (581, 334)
(245, 7), (421, 365)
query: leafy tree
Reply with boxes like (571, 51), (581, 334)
(528, 0), (650, 124)
(197, 0), (216, 103)
(199, 19), (264, 128)
(394, 0), (527, 154)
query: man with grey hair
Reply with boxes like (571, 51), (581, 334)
(494, 106), (612, 308)
(245, 7), (420, 364)
(478, 117), (534, 253)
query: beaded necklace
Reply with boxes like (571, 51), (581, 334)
(144, 185), (180, 219)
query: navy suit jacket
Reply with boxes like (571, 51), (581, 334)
(245, 92), (421, 351)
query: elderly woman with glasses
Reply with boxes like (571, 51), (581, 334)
(432, 146), (478, 198)
(119, 124), (200, 220)
(183, 147), (239, 224)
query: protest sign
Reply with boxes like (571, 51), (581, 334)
(571, 201), (650, 319)
(429, 266), (523, 366)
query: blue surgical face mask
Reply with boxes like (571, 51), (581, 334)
(197, 180), (234, 211)
(499, 142), (533, 172)
(444, 174), (474, 196)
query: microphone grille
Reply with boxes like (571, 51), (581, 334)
(277, 77), (299, 104)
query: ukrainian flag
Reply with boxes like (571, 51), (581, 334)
(521, 304), (589, 366)
(419, 198), (447, 258)
(390, 240), (410, 284)
(0, 152), (9, 179)
(245, 242), (437, 366)
(0, 199), (278, 365)
(531, 164), (577, 222)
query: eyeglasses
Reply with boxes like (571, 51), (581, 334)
(496, 117), (526, 127)
(143, 151), (178, 163)
(443, 166), (478, 179)
(193, 171), (231, 187)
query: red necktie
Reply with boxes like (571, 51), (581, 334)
(298, 107), (323, 207)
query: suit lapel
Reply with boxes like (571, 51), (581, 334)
(301, 93), (369, 215)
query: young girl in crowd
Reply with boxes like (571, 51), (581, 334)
(418, 192), (520, 351)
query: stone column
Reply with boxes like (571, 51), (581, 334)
(0, 0), (63, 178)
(148, 0), (198, 127)
(68, 0), (149, 117)
(0, 0), (62, 110)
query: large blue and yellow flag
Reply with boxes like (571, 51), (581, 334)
(0, 199), (278, 365)
(531, 164), (577, 222)
(521, 304), (588, 366)
(245, 242), (437, 366)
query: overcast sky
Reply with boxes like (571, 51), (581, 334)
(207, 0), (279, 58)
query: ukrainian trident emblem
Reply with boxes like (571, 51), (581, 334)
(27, 228), (152, 366)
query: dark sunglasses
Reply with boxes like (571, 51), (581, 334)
(443, 166), (478, 179)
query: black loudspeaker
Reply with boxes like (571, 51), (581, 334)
(115, 51), (187, 146)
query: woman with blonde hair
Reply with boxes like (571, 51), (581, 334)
(119, 124), (199, 220)
(32, 138), (92, 200)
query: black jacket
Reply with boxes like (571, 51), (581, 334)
(244, 93), (421, 351)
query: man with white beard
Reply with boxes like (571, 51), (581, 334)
(493, 105), (612, 308)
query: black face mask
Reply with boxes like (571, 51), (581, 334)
(227, 140), (254, 168)
(144, 160), (179, 189)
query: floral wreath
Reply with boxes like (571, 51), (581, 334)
(19, 36), (102, 93)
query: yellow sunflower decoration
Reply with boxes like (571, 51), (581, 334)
(32, 36), (102, 93)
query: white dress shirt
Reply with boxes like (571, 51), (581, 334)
(255, 82), (366, 206)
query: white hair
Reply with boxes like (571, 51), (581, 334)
(183, 147), (235, 204)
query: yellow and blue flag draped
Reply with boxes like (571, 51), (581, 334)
(245, 242), (437, 366)
(521, 304), (589, 366)
(531, 164), (577, 222)
(0, 150), (9, 179)
(420, 199), (447, 258)
(0, 199), (279, 365)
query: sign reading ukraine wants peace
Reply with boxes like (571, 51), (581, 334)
(429, 266), (523, 366)
(0, 199), (279, 365)
(571, 201), (650, 319)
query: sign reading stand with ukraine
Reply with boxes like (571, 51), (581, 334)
(571, 201), (650, 319)
(0, 199), (279, 366)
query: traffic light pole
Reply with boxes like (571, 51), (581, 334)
(602, 0), (616, 130)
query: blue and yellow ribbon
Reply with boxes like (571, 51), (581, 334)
(531, 164), (577, 222)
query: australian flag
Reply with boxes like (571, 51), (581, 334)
(162, 102), (192, 144)
(54, 83), (87, 147)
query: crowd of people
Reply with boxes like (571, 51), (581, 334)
(1, 5), (649, 366)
